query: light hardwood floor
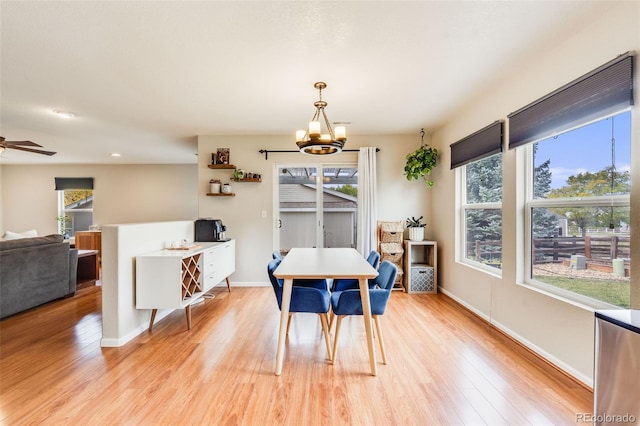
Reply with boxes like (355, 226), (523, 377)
(0, 285), (592, 425)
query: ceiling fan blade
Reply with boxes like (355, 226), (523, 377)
(3, 140), (42, 147)
(7, 145), (57, 156)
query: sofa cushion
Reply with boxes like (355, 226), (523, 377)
(3, 229), (38, 240)
(0, 234), (63, 252)
(0, 236), (74, 319)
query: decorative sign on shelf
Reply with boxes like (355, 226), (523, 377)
(214, 148), (230, 165)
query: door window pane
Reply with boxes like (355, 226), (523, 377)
(278, 167), (318, 250)
(322, 166), (358, 248)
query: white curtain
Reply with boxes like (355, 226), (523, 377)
(357, 147), (377, 256)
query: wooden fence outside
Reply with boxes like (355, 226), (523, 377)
(467, 235), (631, 264)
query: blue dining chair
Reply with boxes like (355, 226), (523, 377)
(271, 251), (328, 290)
(267, 259), (333, 360)
(330, 250), (381, 292)
(330, 260), (397, 365)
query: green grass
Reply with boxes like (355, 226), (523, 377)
(533, 275), (630, 308)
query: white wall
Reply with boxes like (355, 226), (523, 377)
(197, 134), (434, 283)
(1, 164), (198, 235)
(429, 2), (639, 386)
(101, 220), (195, 347)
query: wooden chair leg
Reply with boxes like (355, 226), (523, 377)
(331, 315), (344, 364)
(225, 277), (231, 292)
(319, 313), (332, 361)
(286, 312), (294, 336)
(149, 309), (158, 332)
(373, 316), (387, 364)
(185, 305), (192, 330)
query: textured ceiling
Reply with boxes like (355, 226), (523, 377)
(0, 1), (608, 164)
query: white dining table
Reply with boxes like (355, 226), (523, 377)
(273, 247), (380, 376)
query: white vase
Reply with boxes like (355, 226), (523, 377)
(409, 227), (424, 241)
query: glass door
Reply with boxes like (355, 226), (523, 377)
(275, 164), (357, 254)
(322, 166), (358, 248)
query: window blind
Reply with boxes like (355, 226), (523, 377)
(54, 177), (94, 190)
(450, 120), (503, 169)
(508, 52), (634, 149)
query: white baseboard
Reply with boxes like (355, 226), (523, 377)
(439, 287), (491, 322)
(438, 287), (593, 388)
(100, 309), (171, 347)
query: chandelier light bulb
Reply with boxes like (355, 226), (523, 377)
(309, 121), (321, 138)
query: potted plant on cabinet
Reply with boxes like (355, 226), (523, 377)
(404, 128), (439, 187)
(406, 216), (426, 241)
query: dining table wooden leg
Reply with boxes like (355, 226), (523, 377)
(275, 278), (293, 375)
(359, 277), (377, 376)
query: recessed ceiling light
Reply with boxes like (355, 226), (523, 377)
(110, 153), (121, 157)
(53, 110), (76, 119)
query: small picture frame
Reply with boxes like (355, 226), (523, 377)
(217, 148), (230, 165)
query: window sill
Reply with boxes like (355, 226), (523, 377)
(516, 279), (623, 313)
(457, 258), (502, 279)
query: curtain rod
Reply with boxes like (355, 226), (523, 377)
(258, 148), (380, 160)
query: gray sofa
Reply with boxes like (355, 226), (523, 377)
(0, 234), (78, 319)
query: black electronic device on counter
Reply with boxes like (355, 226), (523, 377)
(194, 219), (230, 242)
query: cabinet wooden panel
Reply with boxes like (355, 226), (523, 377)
(75, 231), (102, 264)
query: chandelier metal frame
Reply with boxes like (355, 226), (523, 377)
(296, 82), (346, 155)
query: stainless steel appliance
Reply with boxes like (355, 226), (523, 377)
(194, 219), (229, 242)
(594, 309), (640, 425)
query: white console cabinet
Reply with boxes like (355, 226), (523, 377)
(136, 240), (235, 330)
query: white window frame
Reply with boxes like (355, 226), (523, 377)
(521, 119), (631, 310)
(457, 155), (503, 277)
(57, 190), (94, 237)
(272, 162), (358, 252)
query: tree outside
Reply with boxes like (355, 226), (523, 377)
(547, 167), (631, 236)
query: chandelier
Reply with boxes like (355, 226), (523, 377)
(296, 82), (346, 155)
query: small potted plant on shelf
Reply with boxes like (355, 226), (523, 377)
(404, 128), (439, 187)
(406, 216), (426, 241)
(232, 169), (245, 181)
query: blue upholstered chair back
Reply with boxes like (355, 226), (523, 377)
(330, 260), (398, 316)
(272, 250), (283, 261)
(367, 250), (381, 270)
(267, 258), (330, 314)
(331, 250), (381, 292)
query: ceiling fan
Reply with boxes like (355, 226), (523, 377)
(0, 136), (57, 156)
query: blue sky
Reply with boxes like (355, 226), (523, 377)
(534, 110), (632, 189)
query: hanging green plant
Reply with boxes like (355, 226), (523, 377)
(404, 129), (439, 187)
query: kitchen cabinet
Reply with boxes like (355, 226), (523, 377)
(136, 240), (235, 331)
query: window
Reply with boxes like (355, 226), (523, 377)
(452, 120), (504, 273)
(58, 189), (93, 238)
(508, 53), (633, 308)
(525, 111), (631, 308)
(460, 153), (503, 271)
(55, 177), (94, 238)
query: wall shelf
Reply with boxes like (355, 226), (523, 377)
(232, 178), (262, 183)
(208, 164), (236, 169)
(206, 193), (235, 197)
